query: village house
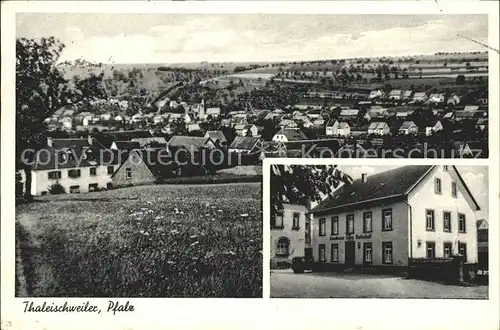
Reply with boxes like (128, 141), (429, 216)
(310, 166), (480, 275)
(388, 90), (403, 101)
(429, 93), (445, 104)
(111, 148), (180, 188)
(168, 136), (217, 151)
(237, 124), (259, 137)
(399, 121), (418, 135)
(368, 122), (390, 136)
(312, 117), (326, 128)
(278, 119), (298, 129)
(340, 109), (360, 120)
(325, 120), (339, 136)
(368, 90), (384, 99)
(272, 128), (308, 143)
(187, 123), (202, 133)
(329, 122), (350, 137)
(228, 136), (262, 154)
(131, 137), (168, 148)
(204, 131), (228, 146)
(368, 108), (389, 119)
(30, 147), (121, 196)
(425, 120), (444, 136)
(447, 94), (461, 106)
(271, 203), (308, 267)
(476, 118), (488, 131)
(411, 92), (428, 104)
(402, 90), (414, 101)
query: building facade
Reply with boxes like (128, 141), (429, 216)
(271, 204), (307, 265)
(310, 166), (480, 273)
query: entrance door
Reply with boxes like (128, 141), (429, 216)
(345, 241), (355, 266)
(305, 248), (313, 260)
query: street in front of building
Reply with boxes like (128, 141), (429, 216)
(271, 269), (488, 299)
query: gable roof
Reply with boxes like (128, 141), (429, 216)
(113, 141), (141, 150)
(340, 109), (359, 116)
(168, 136), (213, 149)
(400, 121), (417, 129)
(277, 128), (308, 141)
(205, 131), (227, 143)
(312, 165), (433, 214)
(32, 147), (122, 171)
(229, 136), (260, 151)
(312, 165), (480, 215)
(49, 138), (92, 149)
(368, 122), (388, 130)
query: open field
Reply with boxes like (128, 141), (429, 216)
(16, 183), (262, 297)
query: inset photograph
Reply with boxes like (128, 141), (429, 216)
(269, 164), (488, 298)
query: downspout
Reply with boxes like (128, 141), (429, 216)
(403, 200), (413, 263)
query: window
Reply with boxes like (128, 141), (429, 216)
(382, 209), (392, 231)
(426, 242), (436, 259)
(319, 218), (326, 236)
(346, 214), (354, 234)
(435, 178), (441, 194)
(125, 168), (132, 179)
(363, 212), (372, 233)
(273, 212), (284, 228)
(443, 165), (448, 171)
(47, 171), (62, 180)
(68, 169), (81, 178)
(319, 244), (326, 262)
(458, 213), (466, 233)
(426, 209), (435, 231)
(331, 216), (339, 235)
(89, 167), (97, 176)
(451, 182), (457, 198)
(331, 244), (339, 262)
(292, 213), (300, 229)
(276, 238), (290, 256)
(382, 242), (393, 264)
(88, 183), (98, 192)
(443, 212), (451, 232)
(69, 185), (80, 194)
(443, 242), (452, 258)
(363, 242), (373, 264)
(459, 243), (467, 262)
(107, 166), (114, 175)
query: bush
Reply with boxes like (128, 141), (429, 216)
(48, 183), (65, 195)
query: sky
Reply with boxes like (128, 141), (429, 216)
(16, 14), (488, 64)
(339, 165), (489, 219)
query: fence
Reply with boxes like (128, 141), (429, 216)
(408, 256), (477, 284)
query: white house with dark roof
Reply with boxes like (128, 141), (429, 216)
(272, 128), (308, 143)
(30, 148), (121, 196)
(368, 122), (390, 135)
(399, 121), (418, 135)
(228, 136), (262, 154)
(310, 166), (480, 275)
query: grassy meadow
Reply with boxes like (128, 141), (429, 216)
(16, 183), (262, 298)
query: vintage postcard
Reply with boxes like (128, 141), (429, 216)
(1, 1), (499, 330)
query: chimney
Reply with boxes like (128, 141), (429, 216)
(47, 137), (53, 147)
(361, 173), (368, 183)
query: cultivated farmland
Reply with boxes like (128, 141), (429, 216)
(16, 183), (262, 298)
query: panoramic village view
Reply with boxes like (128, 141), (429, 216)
(269, 165), (489, 298)
(15, 14), (489, 297)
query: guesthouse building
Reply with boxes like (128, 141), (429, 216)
(310, 166), (480, 275)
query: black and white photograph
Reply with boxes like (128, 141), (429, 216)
(2, 1), (499, 329)
(268, 164), (489, 299)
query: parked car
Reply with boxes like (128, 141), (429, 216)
(291, 256), (314, 274)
